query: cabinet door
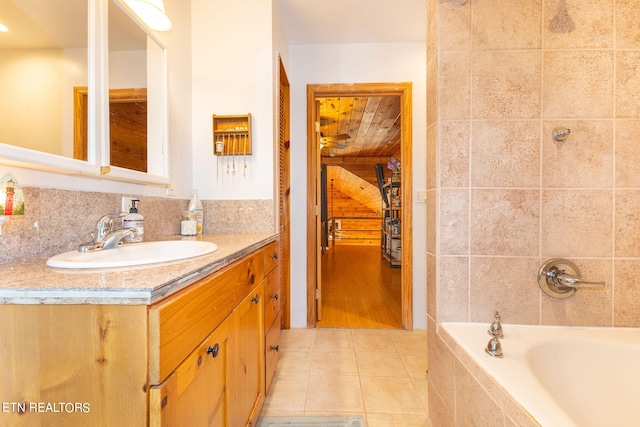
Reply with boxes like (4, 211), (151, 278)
(229, 283), (265, 427)
(150, 319), (230, 427)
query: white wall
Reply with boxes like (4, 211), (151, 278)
(191, 0), (275, 201)
(0, 49), (68, 156)
(288, 42), (427, 328)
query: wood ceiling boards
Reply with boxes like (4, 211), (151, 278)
(319, 95), (401, 187)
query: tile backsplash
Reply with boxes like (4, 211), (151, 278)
(0, 187), (274, 265)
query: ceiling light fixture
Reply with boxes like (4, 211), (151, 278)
(0, 24), (9, 32)
(124, 0), (172, 31)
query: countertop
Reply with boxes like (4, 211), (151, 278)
(0, 233), (277, 305)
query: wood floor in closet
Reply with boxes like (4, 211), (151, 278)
(318, 245), (402, 329)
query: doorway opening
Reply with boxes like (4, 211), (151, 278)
(306, 82), (413, 329)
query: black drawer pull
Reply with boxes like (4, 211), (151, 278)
(271, 253), (278, 259)
(206, 343), (219, 358)
(251, 295), (260, 304)
(272, 345), (279, 352)
(272, 293), (279, 300)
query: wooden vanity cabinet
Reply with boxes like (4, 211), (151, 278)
(0, 241), (277, 427)
(150, 248), (268, 427)
(263, 240), (282, 393)
(229, 284), (264, 426)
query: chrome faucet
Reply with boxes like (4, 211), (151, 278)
(78, 212), (138, 252)
(487, 311), (504, 339)
(485, 311), (504, 358)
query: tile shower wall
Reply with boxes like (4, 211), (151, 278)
(0, 187), (274, 265)
(429, 0), (640, 328)
(427, 0), (640, 424)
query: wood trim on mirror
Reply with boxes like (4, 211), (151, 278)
(74, 86), (148, 172)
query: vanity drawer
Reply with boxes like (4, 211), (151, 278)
(263, 265), (281, 331)
(263, 240), (280, 275)
(265, 311), (281, 394)
(148, 250), (265, 384)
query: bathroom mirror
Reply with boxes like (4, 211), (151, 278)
(0, 0), (91, 170)
(105, 0), (168, 179)
(0, 0), (169, 184)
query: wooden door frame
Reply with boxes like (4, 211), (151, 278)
(277, 57), (291, 329)
(306, 82), (413, 329)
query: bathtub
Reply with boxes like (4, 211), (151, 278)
(440, 322), (640, 427)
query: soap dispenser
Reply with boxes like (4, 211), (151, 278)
(188, 190), (203, 234)
(123, 199), (144, 242)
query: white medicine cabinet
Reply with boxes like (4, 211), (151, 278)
(0, 0), (169, 185)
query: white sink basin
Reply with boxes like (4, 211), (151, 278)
(46, 240), (218, 269)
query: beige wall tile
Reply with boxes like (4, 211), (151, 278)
(541, 190), (612, 257)
(437, 256), (469, 322)
(543, 51), (613, 118)
(615, 190), (640, 257)
(616, 120), (640, 187)
(473, 0), (542, 50)
(469, 257), (541, 324)
(427, 189), (437, 254)
(470, 189), (540, 256)
(472, 51), (541, 119)
(438, 0), (471, 53)
(439, 52), (470, 120)
(427, 254), (437, 317)
(427, 57), (438, 127)
(427, 124), (437, 190)
(440, 189), (469, 255)
(471, 121), (540, 188)
(542, 120), (613, 188)
(544, 0), (613, 49)
(427, 379), (454, 427)
(454, 361), (503, 427)
(616, 0), (640, 48)
(439, 121), (469, 188)
(427, 0), (437, 61)
(613, 259), (640, 326)
(541, 258), (612, 326)
(616, 51), (640, 118)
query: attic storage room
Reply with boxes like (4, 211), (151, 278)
(317, 94), (404, 329)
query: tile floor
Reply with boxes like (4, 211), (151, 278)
(259, 328), (432, 427)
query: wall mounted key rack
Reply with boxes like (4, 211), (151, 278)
(213, 114), (252, 177)
(212, 114), (252, 156)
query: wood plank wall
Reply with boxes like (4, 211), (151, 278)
(328, 188), (381, 246)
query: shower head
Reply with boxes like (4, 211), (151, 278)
(553, 128), (571, 141)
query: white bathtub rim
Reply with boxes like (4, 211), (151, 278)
(439, 322), (640, 427)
